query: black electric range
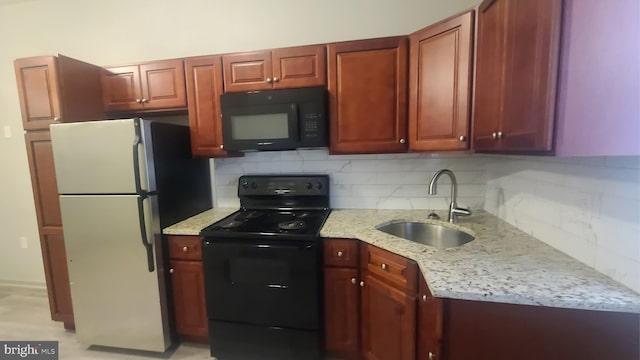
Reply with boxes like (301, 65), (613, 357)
(199, 174), (330, 360)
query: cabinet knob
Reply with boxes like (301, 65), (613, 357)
(169, 268), (174, 274)
(135, 99), (142, 103)
(351, 277), (357, 284)
(182, 246), (188, 252)
(141, 98), (148, 103)
(399, 138), (406, 144)
(492, 132), (497, 139)
(220, 144), (224, 149)
(337, 251), (344, 257)
(381, 263), (388, 270)
(497, 131), (503, 139)
(266, 77), (272, 83)
(359, 281), (365, 287)
(53, 117), (60, 122)
(458, 135), (466, 142)
(422, 294), (428, 302)
(273, 76), (279, 82)
(428, 351), (435, 360)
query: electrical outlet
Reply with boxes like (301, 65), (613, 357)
(19, 237), (28, 249)
(3, 126), (11, 138)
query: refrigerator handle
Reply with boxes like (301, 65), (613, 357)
(136, 195), (155, 272)
(132, 120), (147, 196)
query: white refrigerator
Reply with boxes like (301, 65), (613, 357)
(50, 118), (211, 352)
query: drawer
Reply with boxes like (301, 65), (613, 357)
(361, 243), (417, 293)
(167, 235), (202, 261)
(324, 238), (359, 267)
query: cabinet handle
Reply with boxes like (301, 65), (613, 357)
(220, 144), (224, 149)
(359, 281), (365, 287)
(141, 98), (148, 103)
(422, 294), (428, 302)
(381, 263), (388, 270)
(266, 77), (272, 83)
(169, 268), (174, 274)
(182, 246), (188, 252)
(53, 117), (60, 122)
(399, 138), (406, 144)
(428, 351), (435, 360)
(492, 132), (497, 139)
(497, 131), (503, 139)
(337, 251), (343, 257)
(273, 76), (279, 82)
(351, 278), (357, 284)
(135, 99), (142, 103)
(458, 135), (466, 142)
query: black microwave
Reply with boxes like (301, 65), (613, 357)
(220, 87), (328, 151)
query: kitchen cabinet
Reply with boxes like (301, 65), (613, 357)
(417, 274), (443, 360)
(327, 37), (408, 154)
(101, 59), (187, 112)
(408, 11), (474, 152)
(167, 235), (208, 343)
(360, 243), (417, 360)
(323, 239), (360, 359)
(185, 56), (241, 157)
(222, 45), (326, 92)
(14, 55), (104, 130)
(472, 0), (562, 152)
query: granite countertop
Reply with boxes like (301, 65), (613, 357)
(163, 208), (640, 313)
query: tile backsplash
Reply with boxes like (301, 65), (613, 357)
(213, 150), (487, 210)
(484, 156), (640, 293)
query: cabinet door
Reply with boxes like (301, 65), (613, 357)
(328, 37), (409, 154)
(473, 0), (509, 151)
(418, 276), (443, 360)
(324, 267), (360, 359)
(101, 65), (142, 112)
(361, 272), (416, 360)
(222, 51), (273, 92)
(24, 132), (62, 228)
(409, 11), (473, 151)
(169, 260), (208, 342)
(500, 0), (561, 151)
(140, 59), (187, 110)
(272, 45), (326, 89)
(40, 228), (74, 324)
(14, 56), (63, 130)
(185, 56), (228, 156)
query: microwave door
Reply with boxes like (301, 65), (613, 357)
(222, 103), (298, 151)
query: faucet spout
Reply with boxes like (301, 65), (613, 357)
(428, 169), (471, 223)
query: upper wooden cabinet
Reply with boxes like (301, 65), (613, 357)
(101, 59), (187, 112)
(328, 37), (409, 154)
(473, 0), (562, 152)
(222, 45), (326, 92)
(185, 56), (241, 158)
(14, 55), (104, 130)
(409, 11), (474, 152)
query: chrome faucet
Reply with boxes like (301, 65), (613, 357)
(428, 169), (471, 223)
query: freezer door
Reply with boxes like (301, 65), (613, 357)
(51, 119), (155, 194)
(59, 194), (171, 352)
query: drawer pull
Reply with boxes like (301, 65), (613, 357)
(182, 246), (188, 252)
(337, 251), (344, 257)
(351, 278), (357, 284)
(359, 281), (365, 287)
(381, 263), (388, 270)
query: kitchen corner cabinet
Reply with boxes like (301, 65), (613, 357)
(408, 11), (474, 152)
(101, 59), (187, 112)
(222, 45), (326, 92)
(185, 56), (241, 157)
(14, 55), (104, 130)
(24, 132), (74, 328)
(472, 0), (562, 152)
(327, 37), (409, 154)
(417, 274), (443, 360)
(167, 235), (208, 343)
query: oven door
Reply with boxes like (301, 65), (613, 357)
(221, 103), (299, 151)
(202, 237), (321, 330)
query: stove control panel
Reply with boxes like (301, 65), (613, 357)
(238, 175), (329, 196)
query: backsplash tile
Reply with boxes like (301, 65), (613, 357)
(485, 155), (640, 293)
(213, 150), (487, 211)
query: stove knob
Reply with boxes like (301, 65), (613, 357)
(316, 182), (323, 190)
(251, 182), (258, 189)
(305, 182), (313, 190)
(241, 181), (249, 189)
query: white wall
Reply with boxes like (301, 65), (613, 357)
(484, 156), (640, 293)
(214, 151), (487, 210)
(0, 0), (478, 284)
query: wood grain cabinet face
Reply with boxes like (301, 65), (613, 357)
(222, 45), (326, 92)
(473, 0), (562, 152)
(185, 56), (240, 157)
(14, 57), (62, 130)
(167, 235), (208, 343)
(409, 11), (474, 152)
(102, 59), (187, 112)
(418, 275), (443, 360)
(327, 37), (409, 154)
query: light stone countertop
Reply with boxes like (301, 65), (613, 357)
(162, 208), (640, 313)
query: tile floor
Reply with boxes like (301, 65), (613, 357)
(0, 285), (211, 359)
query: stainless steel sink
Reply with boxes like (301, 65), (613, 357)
(375, 220), (475, 249)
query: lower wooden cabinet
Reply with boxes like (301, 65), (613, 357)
(324, 267), (360, 359)
(167, 235), (208, 343)
(417, 274), (443, 360)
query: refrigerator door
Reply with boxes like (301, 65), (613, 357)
(59, 194), (171, 352)
(51, 119), (156, 194)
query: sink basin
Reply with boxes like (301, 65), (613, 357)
(375, 221), (475, 249)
